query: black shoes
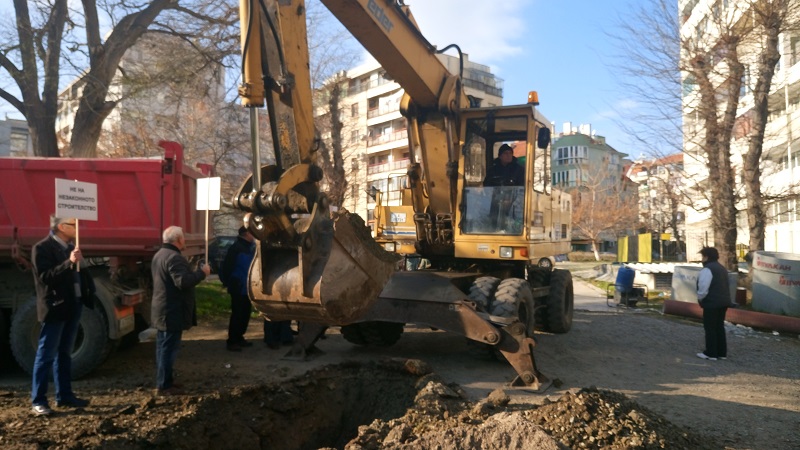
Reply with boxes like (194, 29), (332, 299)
(56, 397), (90, 408)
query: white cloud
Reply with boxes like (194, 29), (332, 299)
(403, 0), (529, 64)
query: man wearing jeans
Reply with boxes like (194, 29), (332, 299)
(30, 216), (96, 416)
(150, 226), (209, 395)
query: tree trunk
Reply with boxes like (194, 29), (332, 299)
(591, 240), (600, 261)
(26, 105), (60, 157)
(745, 11), (782, 254)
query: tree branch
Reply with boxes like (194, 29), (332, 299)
(0, 88), (25, 117)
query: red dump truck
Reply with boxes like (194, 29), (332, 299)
(0, 141), (209, 378)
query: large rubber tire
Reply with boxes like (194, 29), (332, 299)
(468, 276), (500, 311)
(0, 309), (10, 370)
(528, 267), (552, 330)
(341, 321), (404, 347)
(465, 277), (500, 359)
(545, 269), (574, 334)
(10, 297), (111, 379)
(491, 278), (536, 338)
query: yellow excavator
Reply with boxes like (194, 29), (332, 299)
(232, 0), (573, 389)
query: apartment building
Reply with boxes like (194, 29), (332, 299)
(326, 54), (503, 228)
(0, 117), (32, 157)
(551, 123), (637, 253)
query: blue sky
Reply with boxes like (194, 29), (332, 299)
(404, 0), (650, 159)
(1, 0), (667, 159)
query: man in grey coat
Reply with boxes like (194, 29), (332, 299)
(151, 226), (210, 395)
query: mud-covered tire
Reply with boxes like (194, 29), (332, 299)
(528, 267), (551, 330)
(545, 269), (574, 333)
(465, 277), (501, 359)
(0, 309), (10, 367)
(468, 276), (500, 311)
(10, 297), (111, 379)
(467, 278), (533, 361)
(491, 278), (536, 337)
(341, 321), (404, 347)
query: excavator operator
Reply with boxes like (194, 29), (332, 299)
(483, 143), (525, 187)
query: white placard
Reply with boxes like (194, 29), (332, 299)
(196, 177), (221, 211)
(55, 179), (98, 221)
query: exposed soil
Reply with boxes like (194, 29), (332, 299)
(1, 282), (798, 449)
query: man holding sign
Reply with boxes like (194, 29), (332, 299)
(30, 216), (96, 416)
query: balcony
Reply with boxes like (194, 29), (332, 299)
(367, 159), (410, 175)
(345, 76), (393, 96)
(367, 104), (398, 119)
(367, 129), (407, 147)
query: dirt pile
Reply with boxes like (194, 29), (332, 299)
(0, 360), (722, 450)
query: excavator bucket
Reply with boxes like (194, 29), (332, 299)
(248, 199), (400, 325)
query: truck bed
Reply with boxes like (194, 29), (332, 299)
(0, 141), (209, 258)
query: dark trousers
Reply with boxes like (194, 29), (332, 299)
(227, 292), (252, 345)
(263, 320), (294, 346)
(155, 330), (182, 390)
(702, 307), (728, 358)
(31, 304), (82, 406)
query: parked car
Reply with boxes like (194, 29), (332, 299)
(208, 235), (237, 274)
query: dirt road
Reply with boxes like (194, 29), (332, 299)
(0, 279), (798, 449)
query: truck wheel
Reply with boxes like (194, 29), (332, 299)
(545, 269), (574, 333)
(0, 309), (10, 368)
(468, 276), (500, 311)
(10, 297), (111, 379)
(341, 321), (404, 347)
(527, 267), (551, 330)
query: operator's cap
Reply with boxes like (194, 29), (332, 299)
(498, 144), (513, 155)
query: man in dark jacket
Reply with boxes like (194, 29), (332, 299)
(30, 216), (96, 416)
(220, 226), (255, 351)
(483, 143), (525, 187)
(696, 247), (730, 361)
(151, 226), (210, 395)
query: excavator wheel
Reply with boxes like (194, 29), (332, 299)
(466, 277), (534, 361)
(467, 276), (501, 311)
(527, 266), (552, 330)
(341, 321), (404, 347)
(544, 269), (574, 333)
(492, 278), (536, 338)
(465, 277), (501, 359)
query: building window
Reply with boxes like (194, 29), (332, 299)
(351, 103), (359, 117)
(10, 130), (28, 156)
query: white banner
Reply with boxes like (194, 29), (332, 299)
(55, 179), (98, 221)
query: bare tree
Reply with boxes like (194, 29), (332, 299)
(571, 167), (639, 261)
(612, 0), (800, 269)
(742, 1), (797, 253)
(0, 0), (236, 157)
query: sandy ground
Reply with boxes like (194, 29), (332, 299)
(0, 278), (798, 449)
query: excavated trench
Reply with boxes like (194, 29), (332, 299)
(123, 361), (425, 450)
(86, 360), (720, 450)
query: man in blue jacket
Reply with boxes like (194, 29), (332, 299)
(220, 226), (255, 351)
(151, 226), (209, 395)
(696, 247), (730, 361)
